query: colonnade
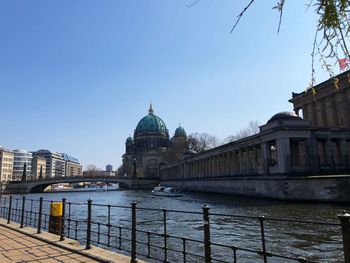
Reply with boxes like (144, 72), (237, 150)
(160, 135), (350, 180)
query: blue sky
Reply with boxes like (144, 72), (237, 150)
(0, 1), (334, 169)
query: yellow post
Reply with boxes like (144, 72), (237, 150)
(49, 202), (63, 235)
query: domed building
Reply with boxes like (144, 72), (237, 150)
(121, 104), (189, 178)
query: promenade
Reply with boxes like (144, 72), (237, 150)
(0, 219), (141, 263)
(0, 224), (98, 263)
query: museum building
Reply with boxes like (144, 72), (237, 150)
(121, 71), (350, 182)
(160, 71), (350, 181)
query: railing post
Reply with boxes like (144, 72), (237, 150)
(60, 198), (66, 241)
(131, 200), (137, 263)
(37, 197), (43, 234)
(20, 196), (26, 228)
(338, 211), (350, 263)
(259, 216), (268, 263)
(163, 209), (168, 262)
(86, 199), (92, 250)
(202, 204), (211, 263)
(7, 195), (12, 224)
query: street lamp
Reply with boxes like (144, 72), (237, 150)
(132, 156), (137, 179)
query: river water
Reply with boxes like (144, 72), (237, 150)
(9, 190), (349, 263)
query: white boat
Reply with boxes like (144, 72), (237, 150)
(152, 186), (182, 197)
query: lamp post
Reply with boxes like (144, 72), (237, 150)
(21, 163), (27, 182)
(132, 156), (137, 179)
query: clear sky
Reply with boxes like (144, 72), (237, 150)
(0, 1), (336, 169)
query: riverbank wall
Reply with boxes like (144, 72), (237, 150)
(161, 174), (350, 202)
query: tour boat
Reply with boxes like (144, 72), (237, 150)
(152, 186), (182, 197)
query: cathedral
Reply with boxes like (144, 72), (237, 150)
(121, 104), (189, 178)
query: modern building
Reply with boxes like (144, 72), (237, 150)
(12, 150), (33, 181)
(0, 147), (14, 182)
(121, 104), (189, 178)
(106, 164), (113, 172)
(62, 153), (83, 177)
(33, 150), (65, 178)
(31, 156), (47, 180)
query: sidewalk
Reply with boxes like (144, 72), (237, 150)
(0, 224), (99, 263)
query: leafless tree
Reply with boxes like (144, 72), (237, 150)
(85, 164), (100, 177)
(224, 120), (260, 143)
(188, 132), (219, 153)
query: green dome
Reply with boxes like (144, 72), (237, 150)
(126, 136), (133, 144)
(135, 105), (168, 135)
(175, 126), (186, 137)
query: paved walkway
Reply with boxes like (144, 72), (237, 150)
(0, 225), (99, 263)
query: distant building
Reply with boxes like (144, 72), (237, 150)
(290, 70), (350, 129)
(106, 164), (113, 172)
(33, 150), (65, 178)
(121, 104), (189, 178)
(12, 150), (33, 181)
(0, 147), (14, 182)
(31, 156), (46, 180)
(62, 153), (83, 177)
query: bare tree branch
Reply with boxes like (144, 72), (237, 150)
(230, 0), (255, 33)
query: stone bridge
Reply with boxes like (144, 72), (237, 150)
(2, 176), (159, 194)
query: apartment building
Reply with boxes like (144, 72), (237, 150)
(62, 153), (83, 177)
(12, 149), (33, 181)
(31, 156), (47, 180)
(33, 150), (65, 178)
(0, 147), (14, 182)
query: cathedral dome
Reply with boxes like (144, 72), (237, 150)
(135, 104), (168, 135)
(174, 125), (186, 137)
(267, 111), (302, 124)
(126, 136), (133, 144)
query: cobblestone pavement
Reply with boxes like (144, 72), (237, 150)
(0, 225), (100, 263)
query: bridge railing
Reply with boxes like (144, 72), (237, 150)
(0, 195), (348, 263)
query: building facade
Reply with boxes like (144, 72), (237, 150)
(106, 164), (113, 172)
(33, 150), (65, 178)
(62, 153), (83, 177)
(31, 156), (47, 180)
(290, 70), (350, 129)
(160, 72), (350, 182)
(12, 150), (33, 181)
(121, 104), (189, 178)
(0, 148), (14, 182)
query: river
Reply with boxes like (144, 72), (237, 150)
(7, 190), (349, 263)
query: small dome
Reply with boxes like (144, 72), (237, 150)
(267, 111), (302, 124)
(135, 105), (168, 135)
(126, 136), (133, 144)
(174, 126), (186, 137)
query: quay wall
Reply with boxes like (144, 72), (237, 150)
(161, 175), (350, 202)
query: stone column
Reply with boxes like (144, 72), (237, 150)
(325, 139), (335, 169)
(276, 138), (291, 174)
(340, 139), (347, 167)
(261, 142), (270, 175)
(307, 136), (320, 174)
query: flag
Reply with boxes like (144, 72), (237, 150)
(338, 58), (349, 71)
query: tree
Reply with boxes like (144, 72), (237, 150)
(187, 132), (219, 153)
(85, 164), (100, 177)
(224, 120), (260, 143)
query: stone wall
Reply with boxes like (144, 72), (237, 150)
(161, 175), (350, 202)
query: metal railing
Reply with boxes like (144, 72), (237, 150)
(0, 195), (348, 263)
